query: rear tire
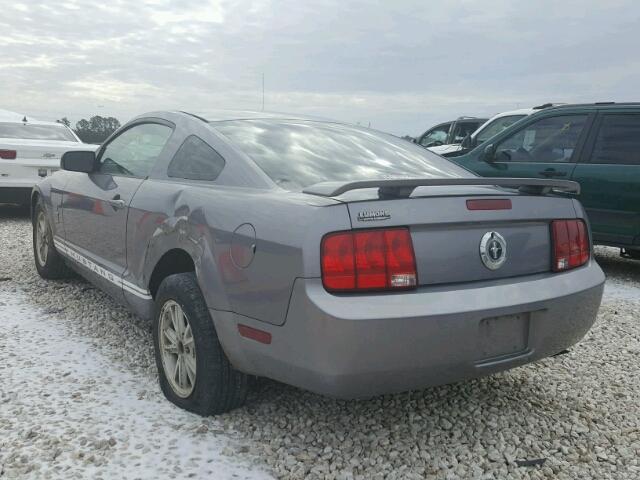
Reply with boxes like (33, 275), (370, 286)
(33, 200), (71, 279)
(153, 273), (248, 415)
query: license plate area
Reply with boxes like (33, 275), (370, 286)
(477, 312), (530, 360)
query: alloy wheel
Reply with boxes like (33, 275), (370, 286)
(35, 211), (50, 267)
(159, 300), (197, 398)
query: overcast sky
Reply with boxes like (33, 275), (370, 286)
(1, 0), (639, 135)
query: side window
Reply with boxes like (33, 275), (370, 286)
(99, 123), (172, 177)
(452, 122), (479, 143)
(591, 114), (640, 165)
(419, 123), (450, 147)
(167, 135), (226, 181)
(494, 115), (587, 163)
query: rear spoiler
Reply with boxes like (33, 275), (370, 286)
(302, 177), (580, 198)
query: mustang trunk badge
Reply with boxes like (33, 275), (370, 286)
(357, 210), (391, 222)
(479, 231), (507, 270)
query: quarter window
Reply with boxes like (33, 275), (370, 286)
(168, 135), (226, 181)
(494, 115), (587, 163)
(591, 114), (640, 165)
(99, 123), (172, 177)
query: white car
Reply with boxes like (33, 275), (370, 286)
(429, 105), (557, 157)
(0, 112), (89, 206)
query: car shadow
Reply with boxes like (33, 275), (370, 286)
(233, 362), (596, 468)
(0, 204), (31, 219)
(594, 246), (640, 285)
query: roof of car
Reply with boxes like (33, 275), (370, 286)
(0, 109), (24, 121)
(490, 108), (537, 118)
(542, 102), (640, 112)
(183, 109), (338, 123)
(0, 110), (72, 128)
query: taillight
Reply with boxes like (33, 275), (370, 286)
(0, 150), (17, 160)
(551, 219), (590, 272)
(321, 228), (417, 292)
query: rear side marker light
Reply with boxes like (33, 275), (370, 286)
(321, 228), (418, 292)
(466, 199), (512, 210)
(238, 324), (272, 344)
(0, 150), (17, 160)
(551, 219), (590, 272)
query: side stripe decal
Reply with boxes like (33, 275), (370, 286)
(53, 236), (152, 300)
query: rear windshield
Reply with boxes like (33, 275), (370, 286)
(0, 123), (77, 142)
(212, 120), (471, 190)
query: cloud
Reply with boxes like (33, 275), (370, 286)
(150, 1), (224, 26)
(1, 0), (639, 134)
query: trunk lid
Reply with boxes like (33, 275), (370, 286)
(343, 186), (576, 286)
(0, 138), (89, 162)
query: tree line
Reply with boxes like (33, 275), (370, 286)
(57, 116), (121, 144)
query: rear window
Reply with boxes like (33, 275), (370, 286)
(0, 123), (77, 142)
(212, 120), (471, 190)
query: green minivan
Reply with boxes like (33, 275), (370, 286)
(450, 103), (640, 258)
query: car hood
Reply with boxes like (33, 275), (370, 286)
(428, 144), (463, 155)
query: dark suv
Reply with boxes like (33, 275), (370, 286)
(451, 103), (640, 258)
(414, 117), (488, 149)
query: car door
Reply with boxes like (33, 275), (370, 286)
(418, 122), (452, 148)
(570, 112), (640, 246)
(61, 121), (174, 300)
(477, 114), (591, 180)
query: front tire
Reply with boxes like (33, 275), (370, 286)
(33, 200), (71, 279)
(153, 273), (248, 415)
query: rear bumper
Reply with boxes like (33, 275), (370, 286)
(0, 186), (32, 205)
(213, 261), (605, 399)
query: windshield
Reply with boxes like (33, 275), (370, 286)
(212, 120), (471, 190)
(0, 123), (77, 142)
(475, 115), (527, 144)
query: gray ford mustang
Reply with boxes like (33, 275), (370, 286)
(31, 111), (605, 415)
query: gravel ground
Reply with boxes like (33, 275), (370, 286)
(1, 205), (639, 480)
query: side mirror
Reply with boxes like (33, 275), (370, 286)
(460, 133), (472, 149)
(61, 150), (97, 173)
(482, 143), (496, 163)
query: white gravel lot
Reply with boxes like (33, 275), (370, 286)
(1, 205), (639, 480)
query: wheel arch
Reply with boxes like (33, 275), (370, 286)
(30, 187), (42, 221)
(148, 248), (196, 299)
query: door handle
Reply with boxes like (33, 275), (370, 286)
(539, 169), (567, 178)
(107, 195), (126, 210)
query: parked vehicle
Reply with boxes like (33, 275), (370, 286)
(430, 104), (561, 158)
(0, 113), (87, 206)
(414, 116), (487, 149)
(32, 111), (604, 415)
(451, 102), (640, 258)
